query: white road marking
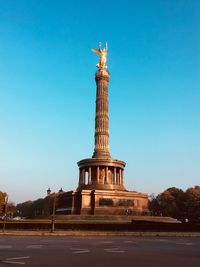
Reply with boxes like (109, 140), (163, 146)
(6, 256), (30, 260)
(0, 245), (12, 249)
(70, 248), (90, 254)
(72, 250), (90, 254)
(2, 260), (25, 265)
(176, 242), (194, 246)
(26, 245), (43, 249)
(1, 256), (30, 265)
(104, 247), (125, 253)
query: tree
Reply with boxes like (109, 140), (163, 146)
(32, 198), (44, 216)
(148, 194), (161, 216)
(16, 201), (34, 218)
(7, 202), (16, 218)
(16, 198), (45, 218)
(185, 186), (200, 221)
(149, 187), (186, 219)
(0, 191), (7, 216)
(0, 191), (6, 204)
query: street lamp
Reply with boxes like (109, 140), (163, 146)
(48, 189), (62, 233)
(2, 193), (8, 233)
(51, 194), (57, 233)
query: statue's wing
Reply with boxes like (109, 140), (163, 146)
(92, 48), (101, 55)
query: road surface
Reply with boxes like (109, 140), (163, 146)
(0, 236), (199, 266)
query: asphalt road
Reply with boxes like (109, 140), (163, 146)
(0, 236), (199, 267)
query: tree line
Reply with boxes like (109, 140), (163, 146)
(148, 186), (200, 221)
(0, 191), (16, 218)
(16, 197), (54, 218)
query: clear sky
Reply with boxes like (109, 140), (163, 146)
(0, 0), (199, 204)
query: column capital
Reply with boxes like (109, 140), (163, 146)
(95, 70), (110, 82)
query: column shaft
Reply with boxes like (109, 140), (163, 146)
(97, 166), (100, 183)
(82, 169), (85, 185)
(119, 169), (122, 185)
(79, 169), (81, 186)
(121, 170), (124, 186)
(114, 167), (117, 184)
(88, 167), (92, 184)
(105, 167), (108, 184)
(93, 71), (110, 159)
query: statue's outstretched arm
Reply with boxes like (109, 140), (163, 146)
(92, 48), (102, 56)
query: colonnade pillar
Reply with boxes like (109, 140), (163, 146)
(97, 166), (100, 183)
(114, 167), (116, 184)
(105, 167), (108, 184)
(78, 165), (124, 187)
(88, 167), (92, 184)
(119, 169), (122, 185)
(82, 169), (85, 185)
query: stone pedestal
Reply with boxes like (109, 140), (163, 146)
(58, 188), (149, 215)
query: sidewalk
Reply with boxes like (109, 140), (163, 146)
(1, 230), (200, 237)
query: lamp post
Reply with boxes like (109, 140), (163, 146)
(51, 195), (57, 233)
(2, 193), (8, 233)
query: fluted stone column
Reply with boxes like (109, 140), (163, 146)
(79, 170), (81, 186)
(82, 169), (85, 185)
(119, 169), (122, 185)
(97, 166), (100, 183)
(121, 170), (123, 184)
(105, 167), (108, 184)
(88, 167), (92, 184)
(114, 167), (117, 184)
(93, 70), (110, 159)
(77, 53), (126, 192)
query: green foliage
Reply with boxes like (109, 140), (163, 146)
(16, 194), (63, 218)
(148, 194), (161, 216)
(149, 186), (200, 220)
(185, 186), (200, 220)
(16, 200), (34, 218)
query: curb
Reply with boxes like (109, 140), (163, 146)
(0, 231), (200, 237)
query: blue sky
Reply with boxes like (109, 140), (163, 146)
(0, 0), (199, 204)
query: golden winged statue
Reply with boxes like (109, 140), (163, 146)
(92, 42), (108, 70)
